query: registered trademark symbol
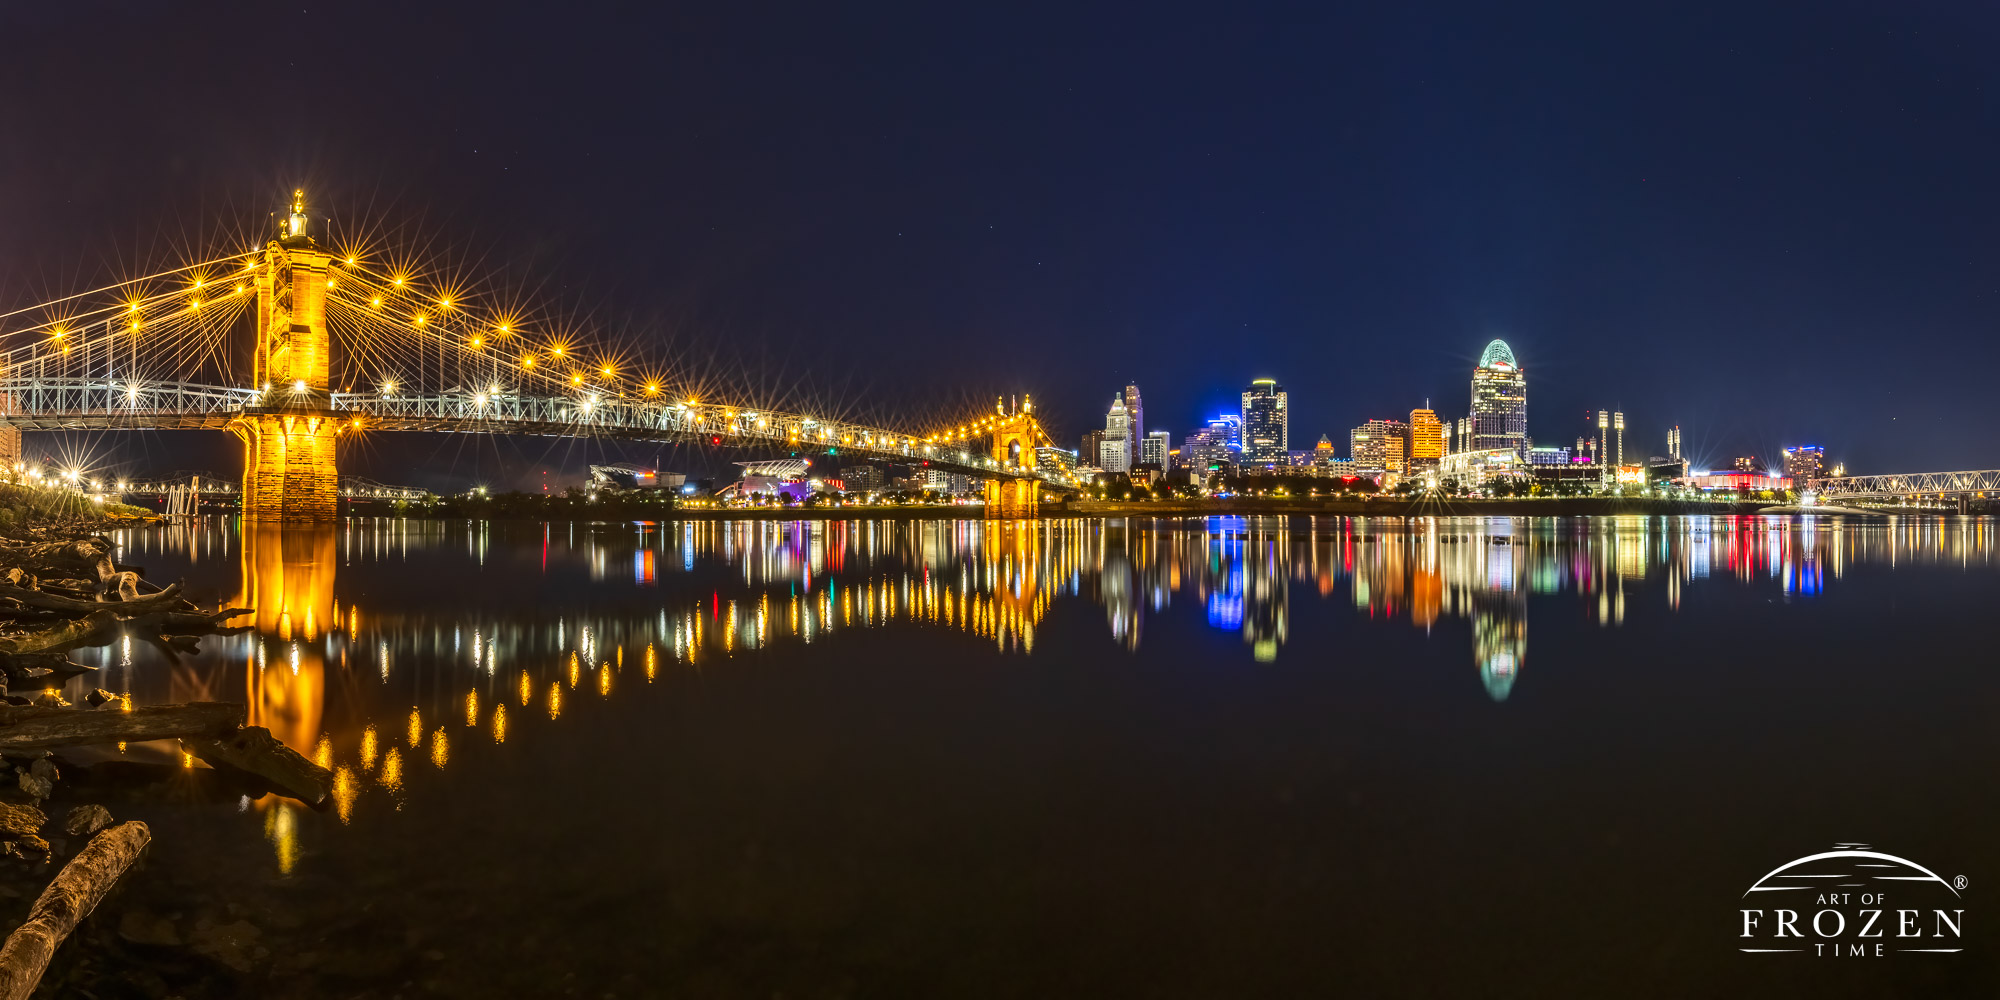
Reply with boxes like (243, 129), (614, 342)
(1955, 875), (1968, 890)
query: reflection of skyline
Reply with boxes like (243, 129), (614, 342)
(85, 514), (1999, 863)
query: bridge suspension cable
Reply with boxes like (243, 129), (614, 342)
(0, 197), (1070, 490)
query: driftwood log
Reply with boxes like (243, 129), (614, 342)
(0, 821), (151, 1000)
(0, 539), (115, 584)
(184, 725), (336, 808)
(0, 703), (244, 752)
(0, 582), (183, 616)
(0, 613), (117, 658)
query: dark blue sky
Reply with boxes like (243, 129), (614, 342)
(3, 1), (1997, 480)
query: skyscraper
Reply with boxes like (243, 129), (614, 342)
(1470, 340), (1527, 456)
(1079, 429), (1105, 468)
(1407, 407), (1444, 472)
(1100, 396), (1131, 473)
(1241, 379), (1288, 465)
(1351, 419), (1408, 473)
(1123, 384), (1144, 466)
(1783, 445), (1825, 486)
(1313, 434), (1337, 470)
(1182, 426), (1235, 476)
(1210, 414), (1243, 451)
(1141, 430), (1170, 468)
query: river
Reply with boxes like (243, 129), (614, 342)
(33, 515), (2000, 996)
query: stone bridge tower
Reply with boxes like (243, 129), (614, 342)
(984, 395), (1042, 519)
(229, 190), (343, 520)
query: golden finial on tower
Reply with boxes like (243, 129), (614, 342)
(286, 188), (308, 239)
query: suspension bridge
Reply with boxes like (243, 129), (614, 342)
(0, 192), (1063, 519)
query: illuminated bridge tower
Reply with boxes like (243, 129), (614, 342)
(984, 395), (1042, 519)
(229, 190), (344, 520)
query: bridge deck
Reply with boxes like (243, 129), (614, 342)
(0, 378), (1057, 483)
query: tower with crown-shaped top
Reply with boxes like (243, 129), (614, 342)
(984, 395), (1042, 518)
(229, 189), (345, 520)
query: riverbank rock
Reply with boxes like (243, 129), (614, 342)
(16, 756), (56, 799)
(63, 803), (112, 836)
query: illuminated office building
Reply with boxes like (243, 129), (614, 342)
(1123, 385), (1145, 466)
(1407, 408), (1444, 472)
(1100, 397), (1131, 473)
(1241, 380), (1288, 465)
(1783, 445), (1825, 487)
(1470, 340), (1527, 456)
(1212, 414), (1243, 450)
(1036, 446), (1076, 479)
(1182, 426), (1236, 475)
(1313, 434), (1337, 469)
(1140, 430), (1170, 468)
(1351, 419), (1408, 474)
(1079, 430), (1105, 469)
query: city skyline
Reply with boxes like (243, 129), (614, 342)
(1088, 337), (1820, 482)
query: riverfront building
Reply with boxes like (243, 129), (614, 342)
(1469, 340), (1527, 456)
(1407, 408), (1444, 473)
(1241, 380), (1289, 465)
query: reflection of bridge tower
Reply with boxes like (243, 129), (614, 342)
(236, 523), (337, 753)
(981, 520), (1047, 650)
(984, 396), (1043, 519)
(229, 190), (345, 520)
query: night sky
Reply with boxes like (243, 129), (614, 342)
(4, 2), (1998, 484)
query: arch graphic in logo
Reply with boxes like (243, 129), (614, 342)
(1740, 843), (1965, 957)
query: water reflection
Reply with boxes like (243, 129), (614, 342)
(85, 514), (1997, 866)
(236, 525), (333, 757)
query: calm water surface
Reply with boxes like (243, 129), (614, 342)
(51, 515), (2000, 996)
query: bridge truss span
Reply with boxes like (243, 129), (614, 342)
(0, 377), (1056, 483)
(1812, 470), (2000, 499)
(0, 378), (259, 431)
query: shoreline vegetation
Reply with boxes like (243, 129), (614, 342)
(0, 484), (330, 998)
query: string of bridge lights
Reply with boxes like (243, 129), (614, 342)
(0, 203), (1035, 468)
